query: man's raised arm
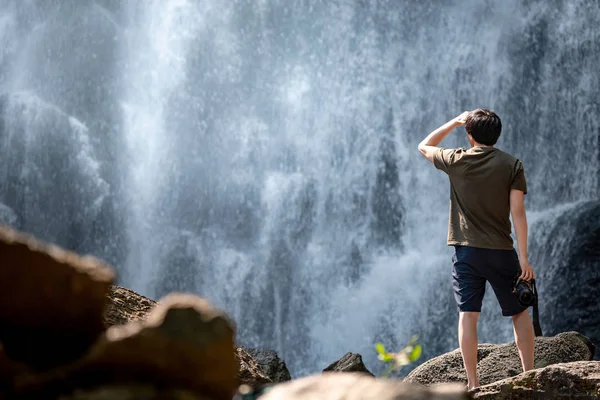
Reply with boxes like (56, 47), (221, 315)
(418, 111), (470, 164)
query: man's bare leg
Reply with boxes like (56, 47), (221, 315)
(458, 312), (480, 389)
(512, 309), (535, 371)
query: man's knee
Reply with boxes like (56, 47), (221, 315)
(511, 309), (530, 321)
(459, 311), (480, 322)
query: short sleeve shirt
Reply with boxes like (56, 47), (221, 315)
(433, 146), (527, 250)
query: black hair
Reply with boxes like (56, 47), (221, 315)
(465, 108), (502, 146)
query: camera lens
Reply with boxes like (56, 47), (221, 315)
(519, 292), (533, 304)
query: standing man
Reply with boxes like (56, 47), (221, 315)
(417, 109), (535, 389)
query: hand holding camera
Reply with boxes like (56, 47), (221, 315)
(519, 259), (535, 281)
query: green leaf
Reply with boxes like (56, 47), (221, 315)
(375, 342), (386, 355)
(409, 344), (422, 362)
(380, 353), (394, 363)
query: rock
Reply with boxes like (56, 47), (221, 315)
(245, 348), (291, 382)
(103, 286), (157, 328)
(323, 352), (374, 376)
(0, 225), (115, 368)
(258, 373), (468, 400)
(472, 361), (600, 399)
(531, 200), (600, 359)
(405, 331), (594, 387)
(13, 293), (237, 400)
(236, 347), (272, 387)
(102, 285), (283, 389)
(59, 384), (213, 400)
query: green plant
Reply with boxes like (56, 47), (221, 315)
(375, 335), (422, 377)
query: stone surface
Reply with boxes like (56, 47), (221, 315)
(13, 293), (238, 400)
(405, 332), (594, 387)
(0, 224), (115, 367)
(323, 352), (374, 377)
(532, 200), (600, 360)
(245, 348), (291, 382)
(236, 347), (272, 387)
(259, 373), (468, 400)
(59, 384), (213, 400)
(472, 361), (600, 399)
(103, 286), (157, 328)
(102, 284), (282, 389)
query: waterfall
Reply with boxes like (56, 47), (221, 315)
(0, 0), (598, 376)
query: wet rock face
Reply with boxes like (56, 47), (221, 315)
(0, 224), (115, 368)
(532, 200), (600, 358)
(404, 332), (594, 387)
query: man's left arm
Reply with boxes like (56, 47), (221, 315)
(418, 111), (470, 164)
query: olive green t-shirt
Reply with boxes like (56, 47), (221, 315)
(433, 146), (527, 250)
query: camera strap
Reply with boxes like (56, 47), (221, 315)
(531, 279), (543, 336)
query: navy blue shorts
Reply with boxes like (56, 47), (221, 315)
(452, 245), (528, 317)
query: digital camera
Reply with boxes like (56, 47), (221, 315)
(512, 277), (536, 307)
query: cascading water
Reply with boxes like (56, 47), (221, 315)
(0, 0), (598, 376)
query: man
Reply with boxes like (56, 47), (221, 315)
(417, 109), (535, 389)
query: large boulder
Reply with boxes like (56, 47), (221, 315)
(13, 293), (238, 399)
(245, 348), (291, 383)
(0, 224), (115, 367)
(258, 373), (468, 400)
(405, 332), (594, 387)
(323, 352), (374, 377)
(472, 361), (600, 399)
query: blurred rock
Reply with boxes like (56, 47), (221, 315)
(89, 293), (237, 398)
(0, 224), (115, 368)
(259, 373), (467, 400)
(323, 352), (374, 377)
(59, 384), (213, 400)
(14, 293), (237, 399)
(405, 331), (594, 387)
(245, 348), (291, 383)
(472, 361), (600, 399)
(102, 284), (285, 390)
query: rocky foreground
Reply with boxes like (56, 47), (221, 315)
(0, 224), (599, 399)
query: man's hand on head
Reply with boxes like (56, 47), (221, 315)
(453, 111), (470, 127)
(417, 110), (471, 164)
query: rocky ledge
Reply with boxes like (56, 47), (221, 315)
(0, 224), (598, 399)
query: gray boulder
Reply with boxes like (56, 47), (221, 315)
(404, 332), (594, 387)
(323, 352), (374, 376)
(235, 347), (272, 388)
(472, 361), (600, 399)
(245, 348), (291, 383)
